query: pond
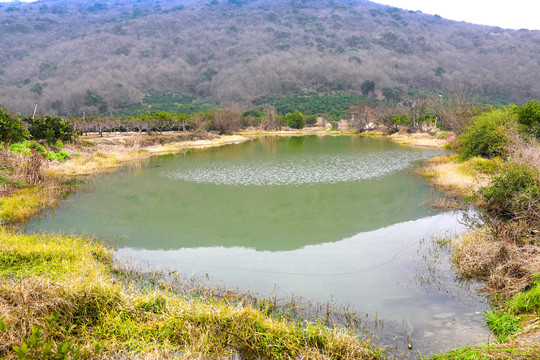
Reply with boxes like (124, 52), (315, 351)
(30, 135), (490, 356)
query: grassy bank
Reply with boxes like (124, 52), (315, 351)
(419, 152), (539, 358)
(419, 155), (499, 197)
(45, 132), (252, 177)
(359, 130), (453, 149)
(0, 230), (382, 359)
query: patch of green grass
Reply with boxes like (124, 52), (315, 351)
(0, 230), (111, 280)
(484, 310), (521, 341)
(0, 175), (24, 188)
(425, 343), (540, 359)
(461, 157), (501, 175)
(8, 140), (71, 161)
(506, 280), (540, 316)
(0, 187), (62, 224)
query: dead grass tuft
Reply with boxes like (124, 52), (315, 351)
(17, 150), (43, 185)
(388, 131), (451, 148)
(452, 227), (540, 299)
(508, 134), (540, 169)
(419, 155), (492, 197)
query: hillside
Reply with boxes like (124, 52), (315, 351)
(0, 0), (539, 116)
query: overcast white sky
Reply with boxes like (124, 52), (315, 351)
(1, 0), (539, 30)
(376, 0), (540, 30)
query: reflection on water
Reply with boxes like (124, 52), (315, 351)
(115, 212), (489, 355)
(29, 136), (489, 356)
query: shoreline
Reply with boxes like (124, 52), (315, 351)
(50, 128), (451, 177)
(417, 154), (540, 359)
(8, 129), (533, 359)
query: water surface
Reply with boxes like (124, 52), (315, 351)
(30, 136), (490, 356)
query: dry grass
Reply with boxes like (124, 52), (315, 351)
(359, 130), (454, 148)
(0, 230), (382, 360)
(425, 195), (465, 211)
(507, 131), (540, 168)
(451, 227), (540, 298)
(388, 131), (453, 148)
(419, 155), (493, 197)
(45, 133), (251, 177)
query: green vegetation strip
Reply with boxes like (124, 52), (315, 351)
(255, 93), (373, 121)
(426, 343), (540, 360)
(0, 230), (382, 359)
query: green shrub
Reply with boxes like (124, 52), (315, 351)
(381, 86), (403, 102)
(512, 100), (540, 138)
(458, 109), (518, 160)
(0, 106), (29, 143)
(285, 110), (305, 129)
(360, 80), (375, 96)
(305, 114), (317, 125)
(9, 141), (32, 156)
(462, 157), (501, 175)
(27, 115), (75, 144)
(9, 141), (47, 156)
(34, 142), (46, 154)
(478, 162), (539, 221)
(47, 150), (70, 162)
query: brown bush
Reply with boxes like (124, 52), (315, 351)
(452, 228), (540, 298)
(428, 89), (489, 134)
(212, 109), (243, 135)
(17, 149), (43, 185)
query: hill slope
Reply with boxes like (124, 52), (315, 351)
(0, 0), (539, 116)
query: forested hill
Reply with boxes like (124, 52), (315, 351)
(1, 0), (539, 116)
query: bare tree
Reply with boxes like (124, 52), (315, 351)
(346, 99), (377, 132)
(261, 104), (280, 131)
(212, 106), (242, 135)
(428, 88), (489, 134)
(375, 104), (408, 134)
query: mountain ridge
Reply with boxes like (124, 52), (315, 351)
(0, 0), (539, 116)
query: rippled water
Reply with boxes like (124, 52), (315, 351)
(29, 135), (490, 356)
(163, 150), (440, 186)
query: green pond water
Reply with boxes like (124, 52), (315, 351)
(30, 135), (490, 356)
